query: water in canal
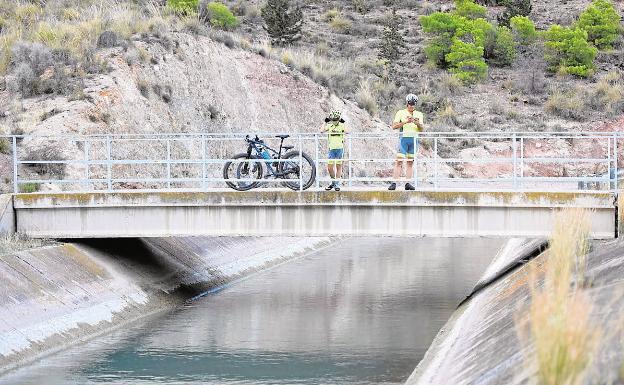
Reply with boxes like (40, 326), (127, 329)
(1, 237), (502, 385)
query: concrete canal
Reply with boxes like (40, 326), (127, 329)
(0, 237), (503, 385)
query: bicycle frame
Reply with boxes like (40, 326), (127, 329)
(246, 137), (291, 177)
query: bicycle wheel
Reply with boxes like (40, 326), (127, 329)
(223, 153), (264, 191)
(279, 150), (316, 191)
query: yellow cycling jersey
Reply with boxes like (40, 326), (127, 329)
(394, 109), (424, 137)
(327, 122), (346, 150)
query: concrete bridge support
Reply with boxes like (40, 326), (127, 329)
(12, 191), (617, 239)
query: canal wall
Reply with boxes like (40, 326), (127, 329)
(0, 235), (333, 374)
(0, 194), (14, 235)
(407, 238), (624, 385)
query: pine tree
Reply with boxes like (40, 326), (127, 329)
(261, 0), (303, 46)
(378, 10), (406, 63)
(497, 0), (532, 27)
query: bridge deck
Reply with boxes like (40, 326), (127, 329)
(12, 190), (617, 239)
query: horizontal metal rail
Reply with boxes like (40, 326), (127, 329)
(2, 132), (621, 193)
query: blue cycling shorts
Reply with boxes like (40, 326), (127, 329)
(397, 137), (419, 159)
(328, 148), (344, 165)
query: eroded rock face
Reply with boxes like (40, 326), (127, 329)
(1, 33), (405, 190)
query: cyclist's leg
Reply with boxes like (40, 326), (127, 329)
(334, 149), (344, 184)
(394, 139), (409, 180)
(404, 139), (415, 179)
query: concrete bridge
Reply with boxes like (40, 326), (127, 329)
(9, 190), (619, 239)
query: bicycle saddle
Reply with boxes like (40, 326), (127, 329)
(275, 134), (290, 139)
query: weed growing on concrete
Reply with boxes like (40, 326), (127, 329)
(0, 233), (54, 255)
(520, 208), (599, 385)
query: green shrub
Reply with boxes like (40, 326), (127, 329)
(446, 38), (488, 83)
(510, 15), (538, 45)
(167, 0), (199, 14)
(0, 138), (9, 155)
(576, 0), (622, 50)
(261, 0), (303, 46)
(420, 12), (465, 66)
(203, 2), (238, 30)
(378, 9), (405, 63)
(19, 183), (40, 193)
(544, 25), (597, 78)
(457, 17), (494, 47)
(497, 0), (532, 27)
(454, 0), (487, 19)
(489, 26), (516, 66)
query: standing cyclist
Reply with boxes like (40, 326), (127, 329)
(320, 110), (348, 191)
(389, 94), (424, 191)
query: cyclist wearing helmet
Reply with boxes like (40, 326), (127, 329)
(389, 94), (424, 191)
(320, 110), (349, 191)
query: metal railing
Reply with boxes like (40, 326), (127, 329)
(1, 131), (622, 193)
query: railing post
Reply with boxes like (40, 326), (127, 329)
(84, 138), (90, 191)
(166, 138), (171, 190)
(12, 136), (18, 193)
(613, 133), (620, 193)
(348, 136), (353, 189)
(106, 135), (112, 191)
(413, 136), (418, 188)
(201, 135), (207, 191)
(314, 133), (319, 190)
(298, 134), (303, 192)
(512, 133), (517, 189)
(433, 137), (438, 190)
(520, 137), (524, 188)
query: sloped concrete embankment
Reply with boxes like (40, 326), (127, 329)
(407, 238), (624, 385)
(0, 235), (332, 373)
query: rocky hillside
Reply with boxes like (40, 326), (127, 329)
(0, 0), (623, 192)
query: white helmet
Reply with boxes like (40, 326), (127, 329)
(406, 94), (418, 106)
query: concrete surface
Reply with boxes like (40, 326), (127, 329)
(12, 190), (618, 238)
(407, 238), (624, 385)
(0, 235), (333, 374)
(0, 195), (14, 235)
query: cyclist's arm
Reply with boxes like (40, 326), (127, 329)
(392, 121), (405, 130)
(320, 123), (328, 133)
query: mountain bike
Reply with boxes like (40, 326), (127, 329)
(223, 134), (316, 191)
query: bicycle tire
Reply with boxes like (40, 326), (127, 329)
(223, 153), (264, 191)
(279, 150), (316, 191)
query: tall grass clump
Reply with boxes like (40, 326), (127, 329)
(355, 79), (378, 117)
(519, 208), (599, 385)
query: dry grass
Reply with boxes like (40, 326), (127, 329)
(519, 208), (599, 385)
(545, 87), (588, 121)
(590, 70), (624, 116)
(355, 79), (378, 117)
(0, 0), (174, 76)
(0, 233), (53, 255)
(329, 16), (352, 33)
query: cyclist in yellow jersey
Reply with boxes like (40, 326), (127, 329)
(320, 110), (349, 191)
(389, 94), (424, 191)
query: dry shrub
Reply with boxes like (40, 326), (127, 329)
(519, 208), (599, 385)
(329, 16), (352, 34)
(434, 103), (459, 127)
(545, 87), (588, 121)
(355, 79), (378, 117)
(589, 70), (624, 116)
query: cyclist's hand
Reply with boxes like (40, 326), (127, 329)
(406, 117), (414, 123)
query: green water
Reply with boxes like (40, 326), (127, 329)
(0, 237), (502, 385)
